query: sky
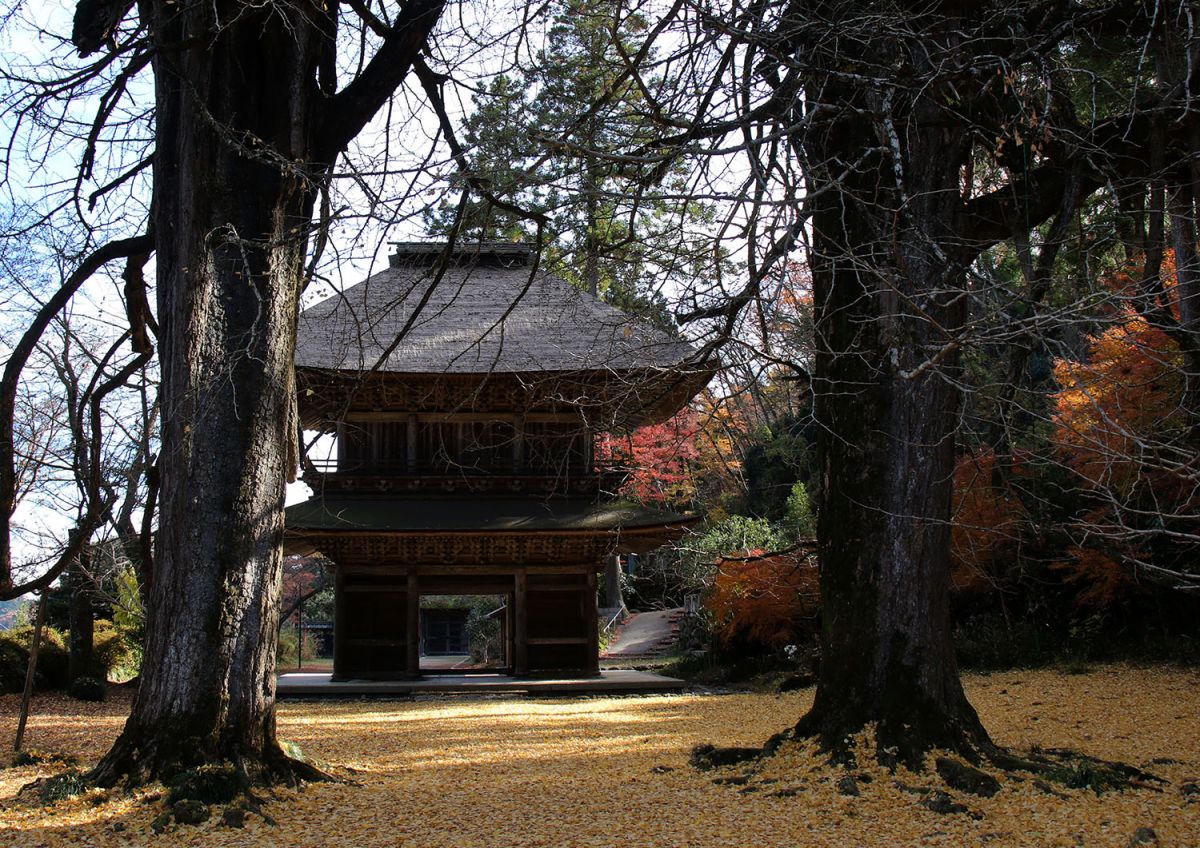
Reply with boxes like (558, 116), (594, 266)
(0, 0), (564, 584)
(0, 0), (763, 592)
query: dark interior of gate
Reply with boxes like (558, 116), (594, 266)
(335, 571), (598, 678)
(284, 243), (715, 680)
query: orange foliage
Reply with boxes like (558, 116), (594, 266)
(950, 450), (1024, 594)
(1052, 312), (1185, 497)
(1050, 252), (1196, 609)
(690, 391), (748, 510)
(1052, 545), (1136, 613)
(598, 394), (749, 511)
(706, 549), (819, 650)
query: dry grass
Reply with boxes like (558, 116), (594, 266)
(1, 664), (1198, 847)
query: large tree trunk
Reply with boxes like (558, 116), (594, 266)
(80, 0), (444, 787)
(90, 0), (323, 785)
(794, 10), (993, 768)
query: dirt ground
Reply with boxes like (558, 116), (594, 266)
(1, 663), (1198, 847)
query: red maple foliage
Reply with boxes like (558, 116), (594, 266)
(280, 555), (331, 621)
(597, 409), (703, 507)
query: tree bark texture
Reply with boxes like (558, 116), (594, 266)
(794, 8), (992, 766)
(89, 0), (445, 786)
(92, 0), (323, 784)
(68, 549), (95, 683)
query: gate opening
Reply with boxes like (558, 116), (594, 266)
(418, 594), (509, 674)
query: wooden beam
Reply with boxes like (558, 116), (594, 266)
(341, 564), (599, 576)
(504, 593), (513, 673)
(586, 569), (599, 676)
(342, 637), (406, 647)
(333, 568), (346, 679)
(413, 580), (514, 595)
(406, 414), (417, 472)
(339, 411), (578, 424)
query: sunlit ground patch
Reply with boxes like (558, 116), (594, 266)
(1, 665), (1197, 847)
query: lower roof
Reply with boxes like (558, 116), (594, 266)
(284, 496), (697, 535)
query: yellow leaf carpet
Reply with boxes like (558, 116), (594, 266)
(1, 664), (1197, 847)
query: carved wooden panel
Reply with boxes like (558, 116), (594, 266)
(300, 532), (611, 567)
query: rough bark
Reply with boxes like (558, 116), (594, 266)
(67, 550), (95, 683)
(793, 8), (993, 768)
(89, 0), (326, 786)
(87, 0), (443, 787)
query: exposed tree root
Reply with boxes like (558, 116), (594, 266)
(791, 692), (998, 771)
(693, 707), (1166, 798)
(51, 731), (344, 829)
(985, 746), (1166, 792)
(86, 728), (338, 791)
(19, 733), (346, 831)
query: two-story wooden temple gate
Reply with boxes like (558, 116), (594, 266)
(285, 243), (713, 679)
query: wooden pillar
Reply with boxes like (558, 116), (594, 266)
(582, 424), (594, 473)
(585, 568), (600, 677)
(332, 568), (346, 680)
(514, 569), (528, 676)
(406, 571), (420, 678)
(505, 591), (514, 672)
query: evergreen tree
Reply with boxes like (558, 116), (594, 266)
(430, 0), (697, 331)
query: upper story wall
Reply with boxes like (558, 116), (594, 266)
(330, 413), (591, 477)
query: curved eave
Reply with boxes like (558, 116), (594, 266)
(295, 361), (718, 430)
(283, 496), (700, 560)
(284, 495), (698, 533)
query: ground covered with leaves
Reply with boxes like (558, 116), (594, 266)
(1, 664), (1197, 846)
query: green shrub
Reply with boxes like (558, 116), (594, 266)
(466, 605), (502, 664)
(67, 675), (107, 702)
(0, 625), (69, 693)
(0, 636), (26, 694)
(92, 619), (132, 677)
(276, 629), (317, 669)
(785, 482), (817, 538)
(630, 515), (785, 609)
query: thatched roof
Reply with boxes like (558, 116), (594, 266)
(295, 243), (706, 376)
